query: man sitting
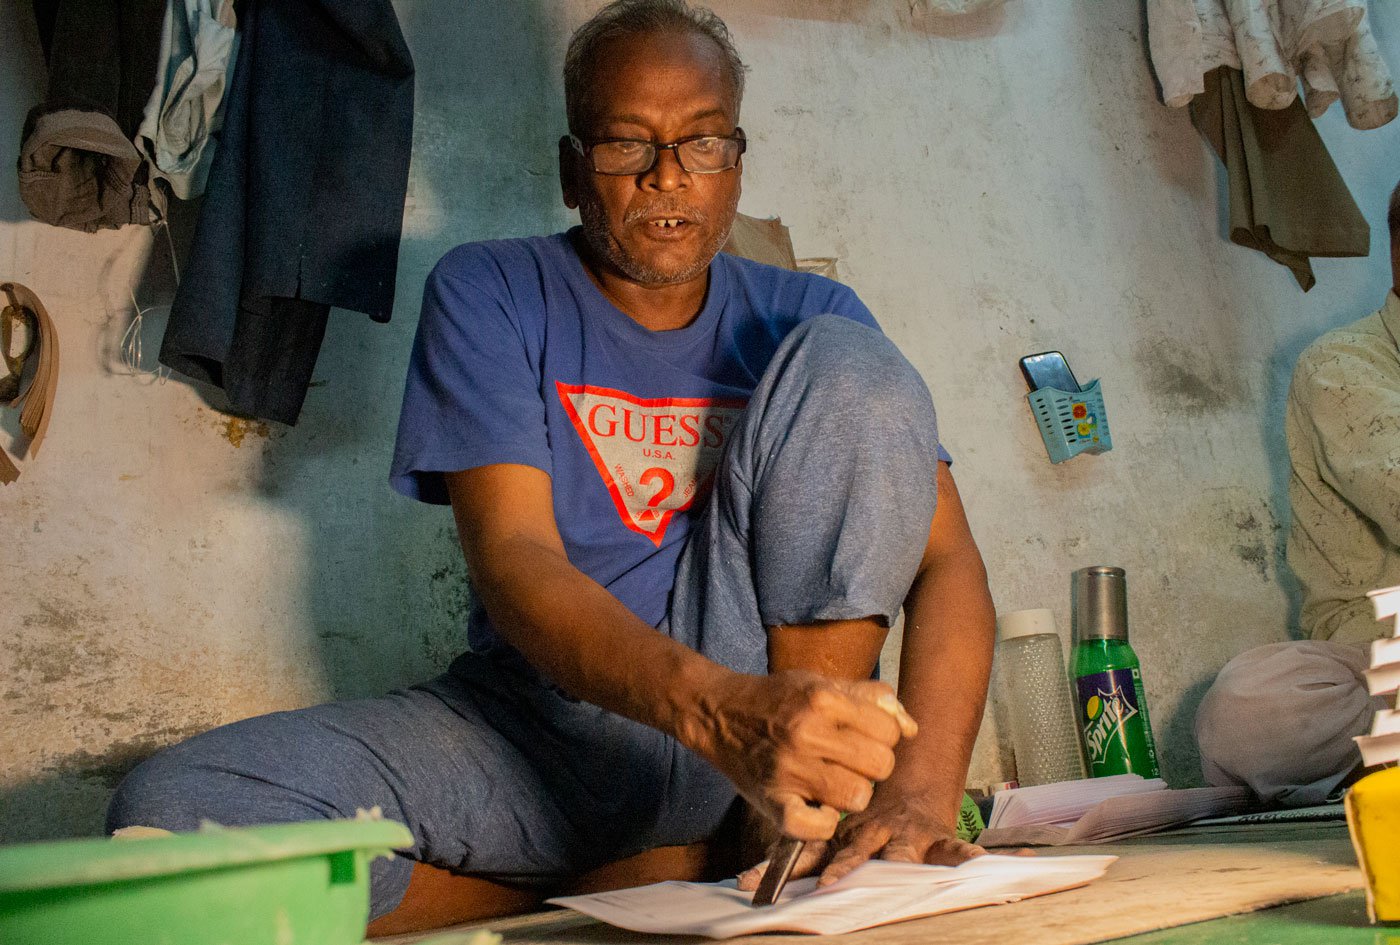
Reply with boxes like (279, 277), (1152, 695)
(109, 0), (996, 935)
(1196, 181), (1400, 806)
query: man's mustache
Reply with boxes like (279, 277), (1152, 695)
(622, 204), (709, 226)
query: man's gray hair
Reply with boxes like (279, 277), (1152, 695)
(565, 0), (747, 134)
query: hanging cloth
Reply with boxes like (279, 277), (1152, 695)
(159, 0), (414, 425)
(1146, 0), (1396, 130)
(18, 0), (168, 230)
(0, 283), (61, 485)
(18, 110), (163, 231)
(1189, 66), (1370, 290)
(135, 0), (240, 200)
(1294, 7), (1397, 130)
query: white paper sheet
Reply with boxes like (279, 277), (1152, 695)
(547, 854), (1117, 938)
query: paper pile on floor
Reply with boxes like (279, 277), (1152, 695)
(547, 854), (1116, 938)
(1354, 586), (1400, 768)
(976, 774), (1253, 847)
(1343, 585), (1400, 923)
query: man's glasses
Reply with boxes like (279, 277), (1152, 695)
(568, 131), (746, 176)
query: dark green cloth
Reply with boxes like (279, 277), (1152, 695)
(1189, 66), (1370, 291)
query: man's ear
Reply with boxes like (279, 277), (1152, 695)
(559, 136), (580, 210)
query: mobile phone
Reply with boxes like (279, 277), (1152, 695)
(1019, 351), (1081, 393)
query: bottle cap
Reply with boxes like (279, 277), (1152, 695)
(1072, 566), (1128, 641)
(996, 608), (1057, 641)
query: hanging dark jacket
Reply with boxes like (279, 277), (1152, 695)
(160, 0), (414, 424)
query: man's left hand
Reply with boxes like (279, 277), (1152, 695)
(735, 786), (985, 891)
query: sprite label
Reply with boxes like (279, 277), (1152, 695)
(1075, 668), (1160, 778)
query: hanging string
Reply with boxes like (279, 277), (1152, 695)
(161, 215), (181, 286)
(120, 290), (169, 382)
(120, 219), (179, 382)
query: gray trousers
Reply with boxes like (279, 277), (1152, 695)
(1194, 639), (1384, 806)
(107, 316), (941, 918)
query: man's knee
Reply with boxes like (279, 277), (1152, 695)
(1195, 639), (1376, 805)
(106, 712), (344, 834)
(784, 315), (932, 418)
(107, 743), (211, 834)
(108, 722), (418, 921)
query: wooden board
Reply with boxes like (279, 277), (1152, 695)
(374, 824), (1363, 945)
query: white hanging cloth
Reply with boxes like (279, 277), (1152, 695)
(1146, 0), (1397, 129)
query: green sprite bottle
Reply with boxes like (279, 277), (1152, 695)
(1070, 566), (1160, 779)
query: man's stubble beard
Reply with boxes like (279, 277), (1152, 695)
(577, 188), (739, 287)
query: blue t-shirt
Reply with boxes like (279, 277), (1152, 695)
(392, 229), (888, 652)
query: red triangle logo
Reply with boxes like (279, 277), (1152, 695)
(557, 382), (747, 546)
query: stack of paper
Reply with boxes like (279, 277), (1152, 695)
(985, 774), (1165, 829)
(548, 854), (1117, 938)
(976, 774), (1253, 847)
(1345, 586), (1400, 924)
(1356, 587), (1400, 767)
(1191, 802), (1345, 827)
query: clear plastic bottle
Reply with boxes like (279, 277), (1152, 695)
(996, 608), (1087, 786)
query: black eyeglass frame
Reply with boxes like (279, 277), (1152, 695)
(566, 129), (747, 176)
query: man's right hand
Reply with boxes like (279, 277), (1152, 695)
(682, 671), (919, 841)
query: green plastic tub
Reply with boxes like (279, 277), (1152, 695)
(0, 819), (413, 945)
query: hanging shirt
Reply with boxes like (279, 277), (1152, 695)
(391, 230), (948, 654)
(1146, 0), (1397, 129)
(1287, 292), (1400, 645)
(1295, 9), (1397, 130)
(136, 0), (240, 200)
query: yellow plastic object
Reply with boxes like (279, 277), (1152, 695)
(0, 819), (412, 945)
(1345, 766), (1400, 922)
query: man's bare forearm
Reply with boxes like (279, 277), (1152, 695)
(466, 529), (727, 748)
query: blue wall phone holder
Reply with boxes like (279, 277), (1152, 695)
(1026, 379), (1112, 464)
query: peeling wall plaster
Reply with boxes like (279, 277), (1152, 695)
(1, 0), (1398, 839)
